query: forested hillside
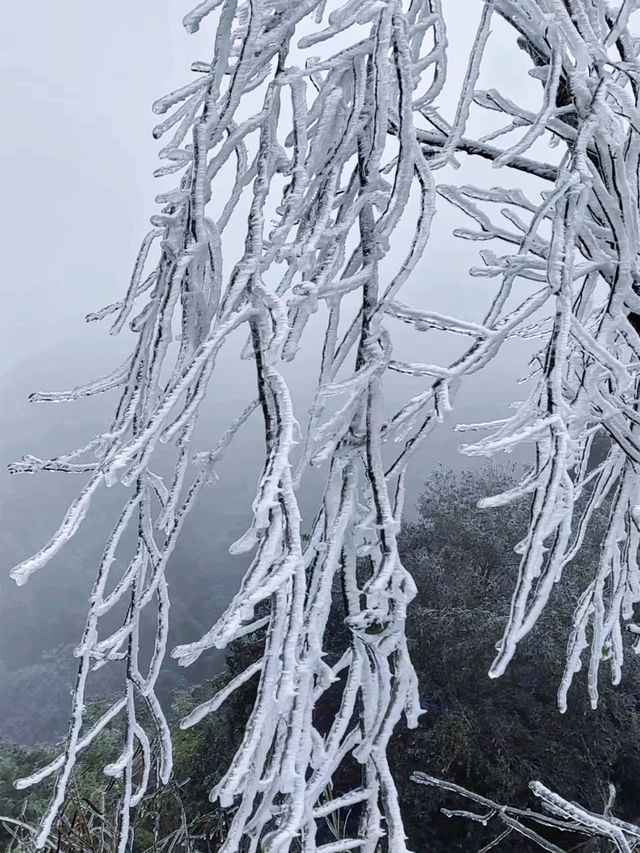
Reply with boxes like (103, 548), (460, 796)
(3, 468), (638, 851)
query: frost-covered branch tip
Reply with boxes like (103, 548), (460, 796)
(413, 772), (640, 852)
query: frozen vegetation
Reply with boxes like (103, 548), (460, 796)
(4, 0), (640, 850)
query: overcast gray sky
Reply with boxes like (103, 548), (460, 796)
(1, 2), (202, 373)
(0, 1), (543, 363)
(0, 2), (548, 532)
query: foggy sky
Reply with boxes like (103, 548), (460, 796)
(1, 0), (546, 453)
(0, 3), (553, 647)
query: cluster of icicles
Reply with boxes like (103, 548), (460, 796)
(9, 0), (640, 850)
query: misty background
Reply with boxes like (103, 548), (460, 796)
(0, 2), (550, 744)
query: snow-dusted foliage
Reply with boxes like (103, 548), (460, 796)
(8, 0), (640, 850)
(413, 773), (640, 851)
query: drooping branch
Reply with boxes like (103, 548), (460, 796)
(7, 1), (640, 851)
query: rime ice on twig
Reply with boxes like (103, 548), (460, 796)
(413, 773), (640, 852)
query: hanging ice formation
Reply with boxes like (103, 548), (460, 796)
(8, 1), (640, 850)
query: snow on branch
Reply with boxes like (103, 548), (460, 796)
(413, 772), (640, 852)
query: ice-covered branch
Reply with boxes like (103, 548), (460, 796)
(8, 0), (640, 849)
(413, 772), (640, 852)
